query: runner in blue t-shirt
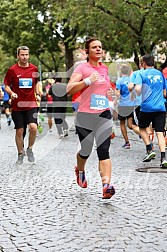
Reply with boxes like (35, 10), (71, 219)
(115, 64), (134, 149)
(134, 54), (167, 168)
(128, 58), (154, 142)
(128, 59), (144, 135)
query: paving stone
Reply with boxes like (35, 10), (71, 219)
(0, 115), (167, 251)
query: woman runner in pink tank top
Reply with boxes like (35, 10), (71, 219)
(67, 38), (115, 199)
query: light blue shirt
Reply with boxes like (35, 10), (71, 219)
(134, 68), (166, 112)
(116, 76), (134, 106)
(130, 69), (144, 106)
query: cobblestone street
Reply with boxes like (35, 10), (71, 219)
(0, 114), (167, 252)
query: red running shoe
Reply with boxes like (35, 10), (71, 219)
(102, 185), (115, 199)
(110, 132), (115, 139)
(75, 166), (87, 188)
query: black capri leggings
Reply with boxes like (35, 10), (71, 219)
(75, 110), (112, 161)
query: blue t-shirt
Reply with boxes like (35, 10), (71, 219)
(134, 68), (166, 112)
(130, 69), (144, 106)
(116, 75), (134, 106)
(2, 85), (9, 102)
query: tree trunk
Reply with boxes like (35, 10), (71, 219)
(134, 50), (139, 69)
(64, 43), (74, 81)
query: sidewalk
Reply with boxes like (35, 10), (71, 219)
(0, 114), (167, 252)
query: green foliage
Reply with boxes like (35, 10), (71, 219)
(92, 0), (167, 57)
(0, 47), (16, 83)
(0, 0), (166, 80)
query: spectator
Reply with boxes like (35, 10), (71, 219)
(45, 79), (54, 133)
(49, 77), (68, 138)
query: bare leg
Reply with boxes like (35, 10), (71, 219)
(128, 116), (140, 135)
(48, 117), (52, 130)
(139, 128), (150, 145)
(98, 159), (112, 185)
(15, 128), (24, 154)
(77, 153), (87, 171)
(146, 125), (154, 143)
(120, 120), (129, 142)
(156, 132), (165, 152)
(132, 124), (140, 135)
(28, 123), (37, 148)
(5, 108), (10, 117)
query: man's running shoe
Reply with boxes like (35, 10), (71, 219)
(39, 114), (44, 122)
(7, 118), (12, 126)
(38, 123), (43, 134)
(150, 143), (156, 159)
(102, 185), (115, 199)
(122, 142), (130, 149)
(64, 129), (68, 137)
(143, 150), (156, 162)
(26, 148), (35, 162)
(160, 158), (167, 168)
(59, 134), (64, 139)
(22, 149), (26, 157)
(16, 153), (24, 165)
(75, 166), (87, 188)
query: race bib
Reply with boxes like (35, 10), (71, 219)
(19, 78), (33, 88)
(90, 94), (109, 110)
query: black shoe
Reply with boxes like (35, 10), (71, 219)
(7, 118), (12, 126)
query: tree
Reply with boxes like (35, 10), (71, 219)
(91, 0), (167, 67)
(0, 0), (166, 76)
(0, 0), (64, 75)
